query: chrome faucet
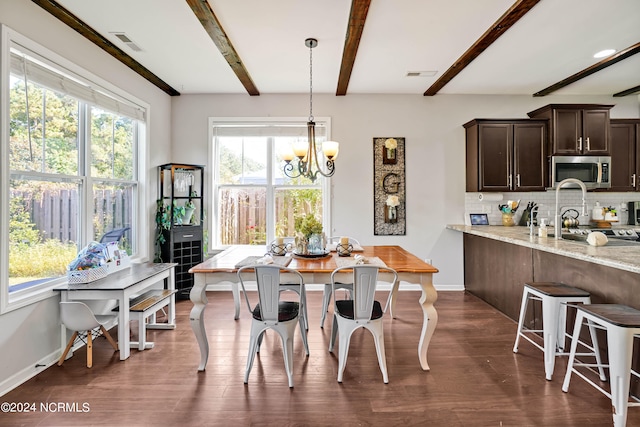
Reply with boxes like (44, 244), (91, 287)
(555, 178), (587, 240)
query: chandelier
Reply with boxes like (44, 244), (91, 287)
(282, 38), (339, 182)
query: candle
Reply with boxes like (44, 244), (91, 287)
(276, 237), (284, 245)
(340, 237), (349, 246)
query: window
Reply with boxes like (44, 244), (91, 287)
(1, 27), (147, 312)
(210, 118), (332, 247)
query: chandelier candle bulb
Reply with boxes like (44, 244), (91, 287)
(293, 141), (308, 158)
(323, 141), (339, 160)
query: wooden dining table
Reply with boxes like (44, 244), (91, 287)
(188, 245), (439, 372)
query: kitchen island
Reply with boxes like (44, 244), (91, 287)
(447, 224), (640, 321)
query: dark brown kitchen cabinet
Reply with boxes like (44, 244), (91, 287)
(527, 104), (613, 156)
(464, 119), (547, 192)
(610, 119), (640, 191)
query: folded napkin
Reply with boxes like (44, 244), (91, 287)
(334, 256), (387, 268)
(235, 255), (292, 269)
(354, 254), (368, 264)
(326, 243), (364, 252)
(256, 254), (274, 264)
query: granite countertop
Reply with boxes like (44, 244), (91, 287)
(446, 224), (640, 274)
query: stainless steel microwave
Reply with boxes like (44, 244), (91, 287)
(551, 155), (611, 189)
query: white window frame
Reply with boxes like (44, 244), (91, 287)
(0, 25), (149, 313)
(208, 117), (333, 251)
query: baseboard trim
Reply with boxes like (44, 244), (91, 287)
(0, 351), (58, 397)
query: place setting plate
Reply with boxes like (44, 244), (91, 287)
(292, 250), (331, 259)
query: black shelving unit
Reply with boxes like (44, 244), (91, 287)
(157, 163), (204, 299)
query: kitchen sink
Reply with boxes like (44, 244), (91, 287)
(548, 233), (640, 247)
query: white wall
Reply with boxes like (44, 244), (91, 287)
(171, 93), (639, 288)
(0, 0), (172, 395)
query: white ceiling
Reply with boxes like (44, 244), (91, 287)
(54, 0), (640, 97)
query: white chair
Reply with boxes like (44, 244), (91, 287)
(58, 301), (119, 368)
(329, 265), (398, 383)
(237, 264), (309, 388)
(320, 236), (361, 328)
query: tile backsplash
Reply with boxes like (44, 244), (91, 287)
(465, 191), (640, 227)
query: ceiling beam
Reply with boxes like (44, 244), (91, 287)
(31, 0), (180, 96)
(336, 0), (371, 96)
(423, 0), (540, 96)
(186, 0), (259, 96)
(533, 42), (640, 97)
(613, 84), (640, 98)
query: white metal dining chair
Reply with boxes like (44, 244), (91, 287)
(320, 236), (361, 328)
(328, 265), (398, 383)
(58, 301), (119, 368)
(237, 264), (309, 388)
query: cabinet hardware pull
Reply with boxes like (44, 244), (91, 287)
(578, 137), (582, 151)
(633, 174), (636, 187)
(516, 174), (521, 188)
(586, 137), (590, 151)
(508, 174), (512, 188)
(182, 234), (194, 238)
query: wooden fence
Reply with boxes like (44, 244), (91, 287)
(11, 188), (132, 243)
(218, 188), (319, 245)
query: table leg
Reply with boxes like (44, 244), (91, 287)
(190, 273), (209, 371)
(418, 275), (438, 371)
(232, 281), (240, 320)
(118, 291), (131, 360)
(167, 270), (176, 326)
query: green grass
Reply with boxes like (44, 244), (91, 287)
(9, 239), (78, 282)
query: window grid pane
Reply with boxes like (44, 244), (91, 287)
(214, 123), (326, 246)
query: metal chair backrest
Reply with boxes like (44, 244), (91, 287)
(331, 265), (398, 321)
(237, 264), (304, 323)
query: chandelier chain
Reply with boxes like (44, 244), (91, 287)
(309, 41), (313, 122)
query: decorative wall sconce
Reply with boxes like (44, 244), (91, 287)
(374, 137), (405, 235)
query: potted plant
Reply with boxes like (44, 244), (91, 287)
(154, 200), (171, 262)
(294, 213), (324, 254)
(183, 191), (197, 225)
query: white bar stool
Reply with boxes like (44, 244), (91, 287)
(562, 304), (640, 427)
(513, 282), (604, 381)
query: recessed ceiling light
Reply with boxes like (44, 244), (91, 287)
(406, 71), (438, 77)
(593, 49), (616, 59)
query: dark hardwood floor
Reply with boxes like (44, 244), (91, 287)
(3, 290), (637, 426)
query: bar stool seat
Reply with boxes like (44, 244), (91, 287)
(513, 282), (604, 381)
(563, 304), (640, 427)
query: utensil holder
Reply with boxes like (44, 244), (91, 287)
(502, 212), (515, 226)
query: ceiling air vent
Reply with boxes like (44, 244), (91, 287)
(406, 71), (438, 77)
(110, 32), (142, 52)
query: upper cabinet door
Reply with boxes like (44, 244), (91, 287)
(478, 123), (512, 192)
(583, 109), (610, 155)
(513, 122), (546, 191)
(553, 109), (582, 154)
(610, 120), (640, 191)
